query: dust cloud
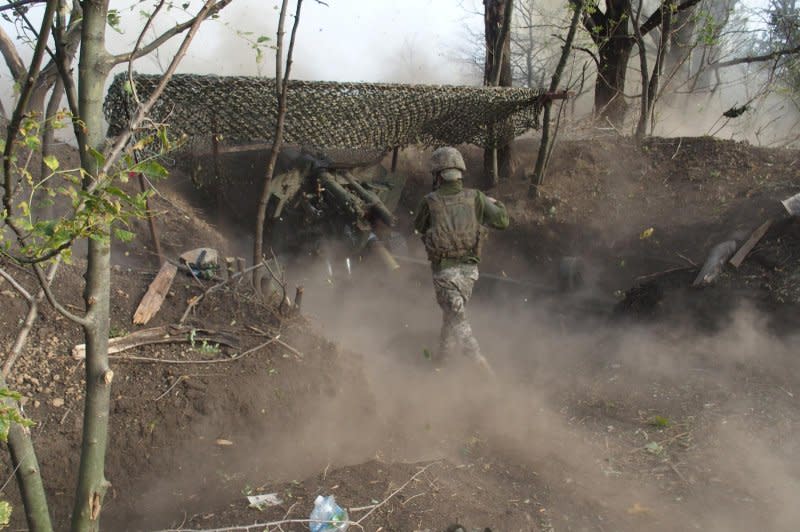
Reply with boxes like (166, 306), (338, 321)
(261, 236), (800, 532)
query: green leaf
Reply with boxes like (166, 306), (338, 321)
(87, 146), (106, 169)
(107, 9), (123, 33)
(132, 160), (169, 179)
(645, 441), (664, 455)
(104, 186), (129, 199)
(43, 154), (59, 171)
(257, 35), (270, 43)
(650, 415), (671, 428)
(113, 228), (136, 243)
(0, 500), (10, 527)
(0, 415), (9, 443)
(24, 135), (41, 150)
(158, 127), (171, 151)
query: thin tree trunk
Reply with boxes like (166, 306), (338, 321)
(70, 240), (112, 532)
(253, 0), (303, 293)
(0, 4), (57, 531)
(529, 0), (583, 197)
(646, 0), (674, 135)
(630, 0), (650, 138)
(71, 2), (113, 530)
(2, 375), (53, 531)
(482, 0), (513, 189)
(40, 78), (64, 219)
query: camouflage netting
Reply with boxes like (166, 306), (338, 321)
(103, 73), (545, 153)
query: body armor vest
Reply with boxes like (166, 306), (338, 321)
(422, 189), (487, 264)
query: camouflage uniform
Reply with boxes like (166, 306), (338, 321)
(414, 176), (509, 367)
(432, 263), (482, 362)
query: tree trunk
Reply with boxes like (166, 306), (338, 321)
(645, 0), (675, 134)
(483, 0), (513, 189)
(630, 0), (650, 139)
(666, 8), (696, 82)
(529, 0), (584, 196)
(595, 36), (633, 126)
(254, 0), (303, 294)
(71, 2), (113, 531)
(3, 373), (53, 531)
(71, 239), (112, 532)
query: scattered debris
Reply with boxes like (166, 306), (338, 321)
(179, 248), (220, 280)
(781, 191), (800, 216)
(247, 493), (283, 510)
(71, 325), (239, 360)
(309, 494), (349, 532)
(133, 262), (178, 325)
(626, 502), (652, 515)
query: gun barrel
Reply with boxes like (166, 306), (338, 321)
(318, 171), (361, 218)
(343, 172), (396, 227)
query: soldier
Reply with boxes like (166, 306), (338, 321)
(414, 146), (509, 374)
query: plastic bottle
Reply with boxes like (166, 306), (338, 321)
(309, 494), (349, 532)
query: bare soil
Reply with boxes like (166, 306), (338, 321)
(1, 135), (799, 532)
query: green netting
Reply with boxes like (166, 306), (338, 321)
(104, 73), (545, 152)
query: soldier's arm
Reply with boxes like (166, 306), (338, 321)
(476, 191), (509, 229)
(413, 198), (431, 234)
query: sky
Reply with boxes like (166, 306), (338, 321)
(0, 0), (487, 108)
(98, 0), (486, 84)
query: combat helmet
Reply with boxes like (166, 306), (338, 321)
(430, 146), (466, 181)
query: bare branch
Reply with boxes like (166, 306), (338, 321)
(31, 261), (89, 326)
(711, 44), (800, 69)
(52, 0), (82, 142)
(0, 0), (44, 12)
(2, 0), (56, 215)
(0, 26), (26, 80)
(128, 0), (167, 106)
(109, 0), (233, 66)
(2, 257), (61, 376)
(0, 266), (33, 302)
(640, 0), (702, 36)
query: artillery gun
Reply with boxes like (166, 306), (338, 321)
(260, 148), (407, 274)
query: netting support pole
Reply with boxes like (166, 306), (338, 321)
(391, 147), (399, 173)
(137, 173), (164, 265)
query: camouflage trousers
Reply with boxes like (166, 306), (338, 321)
(432, 264), (486, 365)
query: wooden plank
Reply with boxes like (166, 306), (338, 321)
(133, 262), (178, 325)
(729, 219), (773, 268)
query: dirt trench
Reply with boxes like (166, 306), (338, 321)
(1, 135), (800, 531)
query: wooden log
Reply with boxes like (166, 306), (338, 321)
(693, 240), (737, 286)
(729, 219), (773, 268)
(72, 325), (238, 360)
(132, 262), (178, 325)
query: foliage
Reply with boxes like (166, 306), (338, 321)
(0, 114), (179, 264)
(0, 501), (9, 529)
(650, 415), (671, 427)
(0, 389), (34, 443)
(189, 329), (221, 355)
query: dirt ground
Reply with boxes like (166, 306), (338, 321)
(1, 135), (799, 531)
